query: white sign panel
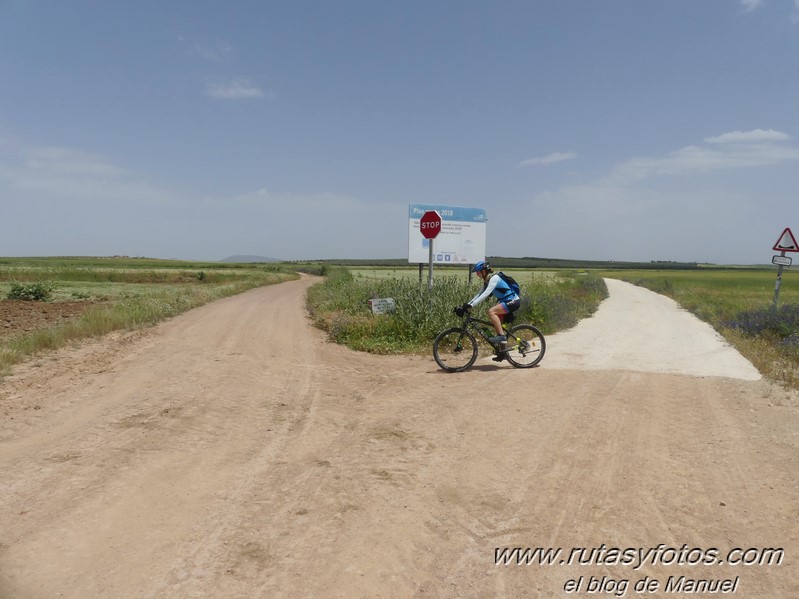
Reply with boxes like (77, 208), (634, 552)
(773, 255), (792, 267)
(408, 204), (487, 264)
(368, 298), (396, 314)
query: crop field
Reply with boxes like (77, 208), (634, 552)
(601, 268), (798, 311)
(600, 268), (799, 387)
(0, 257), (297, 376)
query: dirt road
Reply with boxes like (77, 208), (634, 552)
(1, 276), (797, 598)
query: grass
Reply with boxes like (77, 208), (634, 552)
(601, 269), (798, 320)
(600, 268), (799, 388)
(0, 257), (297, 377)
(307, 267), (608, 354)
(0, 256), (269, 270)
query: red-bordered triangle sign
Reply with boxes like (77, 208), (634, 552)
(773, 227), (799, 252)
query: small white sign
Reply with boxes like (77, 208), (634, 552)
(368, 298), (396, 315)
(773, 255), (792, 267)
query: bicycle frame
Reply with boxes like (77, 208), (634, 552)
(433, 310), (545, 371)
(459, 314), (516, 353)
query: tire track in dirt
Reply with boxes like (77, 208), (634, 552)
(0, 278), (327, 598)
(1, 275), (797, 598)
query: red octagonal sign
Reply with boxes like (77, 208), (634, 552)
(419, 210), (442, 239)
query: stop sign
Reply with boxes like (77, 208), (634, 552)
(419, 210), (442, 239)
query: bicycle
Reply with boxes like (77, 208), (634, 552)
(432, 308), (546, 372)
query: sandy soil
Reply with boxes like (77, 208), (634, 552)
(0, 276), (797, 598)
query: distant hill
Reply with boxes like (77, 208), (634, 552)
(221, 255), (279, 263)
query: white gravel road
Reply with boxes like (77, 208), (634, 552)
(543, 278), (762, 380)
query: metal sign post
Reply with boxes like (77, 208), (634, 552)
(773, 250), (787, 309)
(428, 239), (434, 290)
(419, 211), (442, 290)
(771, 227), (798, 309)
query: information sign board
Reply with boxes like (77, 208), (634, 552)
(407, 204), (487, 264)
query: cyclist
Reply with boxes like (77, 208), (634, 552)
(456, 261), (521, 348)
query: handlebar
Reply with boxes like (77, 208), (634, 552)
(453, 304), (472, 317)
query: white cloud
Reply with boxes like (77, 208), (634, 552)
(523, 182), (766, 263)
(0, 139), (179, 205)
(202, 188), (405, 260)
(23, 146), (126, 177)
(740, 0), (764, 12)
(519, 152), (577, 167)
(704, 128), (790, 144)
(602, 129), (799, 185)
(218, 188), (381, 213)
(205, 78), (266, 99)
(739, 0), (799, 21)
(0, 134), (405, 260)
(516, 127), (799, 262)
(192, 40), (233, 63)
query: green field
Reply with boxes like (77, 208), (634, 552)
(0, 256), (260, 270)
(600, 268), (798, 323)
(0, 257), (298, 377)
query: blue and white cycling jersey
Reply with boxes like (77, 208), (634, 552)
(467, 274), (519, 308)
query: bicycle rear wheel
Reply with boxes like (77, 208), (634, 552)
(433, 327), (478, 372)
(505, 324), (546, 368)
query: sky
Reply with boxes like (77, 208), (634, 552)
(1, 0), (798, 264)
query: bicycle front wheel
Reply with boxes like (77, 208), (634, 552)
(505, 324), (546, 368)
(433, 327), (478, 372)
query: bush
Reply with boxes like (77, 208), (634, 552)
(725, 304), (799, 343)
(294, 264), (328, 276)
(306, 268), (608, 353)
(525, 274), (609, 333)
(307, 269), (477, 351)
(7, 281), (55, 301)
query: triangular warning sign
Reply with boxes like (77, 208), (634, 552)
(773, 227), (799, 252)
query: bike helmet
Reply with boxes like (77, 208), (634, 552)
(473, 260), (489, 273)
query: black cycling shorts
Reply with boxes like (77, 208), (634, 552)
(499, 298), (521, 314)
